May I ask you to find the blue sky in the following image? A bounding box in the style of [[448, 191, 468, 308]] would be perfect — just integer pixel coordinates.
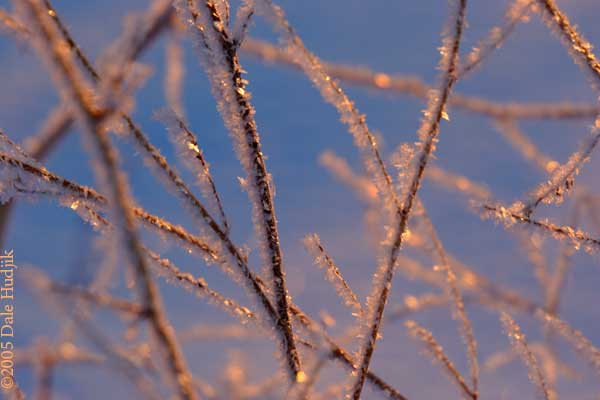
[[1, 0, 600, 398]]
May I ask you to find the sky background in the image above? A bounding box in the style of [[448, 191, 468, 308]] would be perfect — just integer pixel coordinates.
[[1, 0, 600, 399]]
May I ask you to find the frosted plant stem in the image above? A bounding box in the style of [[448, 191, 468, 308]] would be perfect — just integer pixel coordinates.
[[1, 142, 545, 399], [7, 173, 253, 324], [5, 0, 408, 390], [158, 111, 231, 234], [518, 230, 549, 289], [385, 293, 518, 323], [536, 310, 600, 377], [41, 0, 99, 80], [43, 0, 173, 82], [0, 7, 29, 39], [290, 304, 408, 400], [540, 201, 581, 380], [516, 130, 600, 216], [231, 0, 254, 48], [534, 0, 600, 89], [146, 250, 257, 322], [428, 160, 600, 250], [295, 353, 329, 400], [240, 38, 600, 121], [481, 203, 600, 251], [0, 151, 212, 259], [249, 3, 428, 391], [0, 148, 538, 384], [17, 1, 198, 398], [246, 12, 468, 397], [350, 1, 468, 397], [318, 150, 379, 204], [415, 204, 479, 397], [23, 107, 73, 161], [501, 312, 550, 400], [24, 267, 163, 400], [0, 152, 255, 326], [405, 320, 477, 399], [16, 342, 106, 368], [303, 234, 362, 318], [0, 149, 538, 397], [544, 202, 580, 315], [157, 258, 409, 399], [0, 0, 172, 247], [250, 0, 415, 393], [178, 0, 301, 380], [458, 0, 534, 78], [372, 254, 541, 319], [14, 1, 284, 352], [0, 151, 408, 399], [254, 0, 407, 212]]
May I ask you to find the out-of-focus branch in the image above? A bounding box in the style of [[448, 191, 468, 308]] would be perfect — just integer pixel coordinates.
[[241, 38, 600, 120]]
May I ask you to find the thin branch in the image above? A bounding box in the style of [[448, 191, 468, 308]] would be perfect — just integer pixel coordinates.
[[0, 150, 215, 259], [303, 233, 362, 318], [147, 250, 256, 322], [493, 118, 558, 173], [0, 120, 406, 400], [351, 1, 468, 397], [50, 283, 147, 316], [480, 203, 600, 252], [290, 304, 408, 400], [537, 310, 600, 377], [0, 151, 409, 398], [459, 0, 534, 78], [534, 0, 600, 90], [157, 111, 231, 234], [501, 312, 550, 400], [425, 164, 491, 201], [18, 1, 197, 398], [405, 320, 477, 399], [4, 2, 282, 356], [23, 267, 163, 400], [177, 0, 301, 380], [0, 0, 172, 247], [544, 198, 582, 315], [41, 0, 99, 80], [231, 1, 254, 48], [414, 206, 479, 397], [240, 38, 600, 120], [516, 130, 600, 216]]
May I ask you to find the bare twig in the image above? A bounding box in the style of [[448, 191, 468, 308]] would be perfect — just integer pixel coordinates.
[[157, 111, 231, 234], [459, 0, 534, 78], [241, 38, 600, 120], [405, 320, 477, 399], [534, 0, 600, 89], [303, 234, 362, 317], [480, 203, 600, 251], [493, 118, 558, 173], [350, 1, 468, 397], [501, 312, 550, 400], [176, 0, 301, 380], [17, 1, 197, 398]]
